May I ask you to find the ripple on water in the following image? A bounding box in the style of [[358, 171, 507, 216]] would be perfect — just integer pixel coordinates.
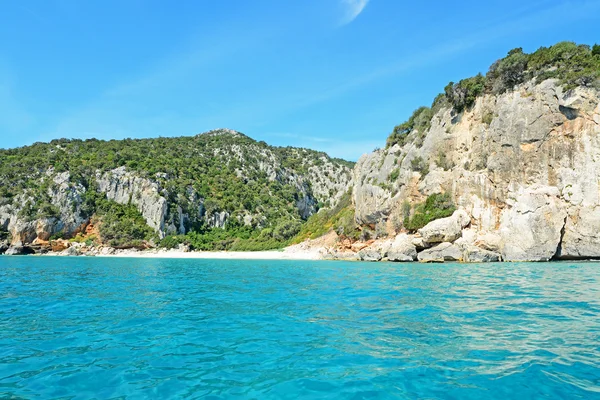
[[1, 258, 600, 399]]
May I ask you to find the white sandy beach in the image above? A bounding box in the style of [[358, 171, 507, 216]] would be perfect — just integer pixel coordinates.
[[96, 248, 324, 260]]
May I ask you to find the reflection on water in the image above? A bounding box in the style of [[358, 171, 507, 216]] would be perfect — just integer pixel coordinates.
[[1, 257, 599, 399]]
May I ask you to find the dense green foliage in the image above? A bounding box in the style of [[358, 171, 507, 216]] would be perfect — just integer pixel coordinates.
[[292, 191, 358, 242], [403, 193, 456, 232], [81, 188, 157, 248], [0, 227, 10, 242], [0, 129, 353, 250], [158, 215, 303, 251], [444, 74, 486, 113], [387, 42, 600, 148], [95, 202, 157, 248], [410, 156, 429, 176], [387, 106, 433, 148]]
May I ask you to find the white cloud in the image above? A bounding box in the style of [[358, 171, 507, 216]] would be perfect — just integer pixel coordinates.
[[339, 0, 369, 26]]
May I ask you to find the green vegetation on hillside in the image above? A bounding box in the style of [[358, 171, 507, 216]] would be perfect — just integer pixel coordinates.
[[292, 191, 358, 242], [387, 42, 600, 148], [403, 193, 455, 232], [158, 220, 301, 252], [0, 130, 353, 249], [82, 188, 157, 248]]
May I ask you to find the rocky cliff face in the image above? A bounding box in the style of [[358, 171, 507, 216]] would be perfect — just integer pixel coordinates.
[[351, 79, 600, 261]]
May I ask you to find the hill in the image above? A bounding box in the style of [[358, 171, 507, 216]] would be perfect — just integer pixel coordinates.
[[0, 129, 353, 252]]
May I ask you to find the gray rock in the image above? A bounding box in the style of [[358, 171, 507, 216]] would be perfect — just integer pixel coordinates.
[[558, 207, 600, 259], [418, 210, 471, 245], [100, 247, 116, 255], [475, 232, 502, 252], [417, 242, 463, 262], [0, 241, 8, 254], [358, 249, 383, 262], [60, 246, 81, 256], [411, 236, 429, 250], [97, 167, 169, 237], [462, 245, 501, 262], [387, 234, 417, 261], [500, 186, 566, 261], [177, 243, 191, 253], [5, 246, 35, 255], [206, 211, 230, 229], [323, 250, 359, 261]]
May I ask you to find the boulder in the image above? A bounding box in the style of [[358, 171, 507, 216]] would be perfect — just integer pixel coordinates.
[[323, 250, 359, 261], [387, 234, 417, 262], [417, 209, 471, 245], [351, 242, 370, 252], [462, 245, 501, 262], [100, 247, 116, 255], [4, 246, 35, 255], [0, 240, 8, 254], [474, 232, 502, 252], [411, 235, 428, 250], [358, 249, 383, 262], [177, 243, 191, 253], [51, 239, 71, 252], [358, 239, 393, 262], [417, 242, 463, 262], [60, 246, 81, 256]]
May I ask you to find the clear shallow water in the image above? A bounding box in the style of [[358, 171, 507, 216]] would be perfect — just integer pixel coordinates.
[[1, 258, 600, 399]]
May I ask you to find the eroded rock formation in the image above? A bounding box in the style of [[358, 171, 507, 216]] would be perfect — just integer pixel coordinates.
[[349, 80, 600, 261]]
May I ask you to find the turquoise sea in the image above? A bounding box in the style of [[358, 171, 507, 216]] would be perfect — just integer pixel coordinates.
[[1, 257, 599, 399]]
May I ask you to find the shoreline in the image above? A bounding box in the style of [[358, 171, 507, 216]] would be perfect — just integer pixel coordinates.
[[41, 248, 325, 260]]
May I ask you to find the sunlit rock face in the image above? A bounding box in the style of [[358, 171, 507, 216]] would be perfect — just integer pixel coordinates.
[[352, 80, 600, 261]]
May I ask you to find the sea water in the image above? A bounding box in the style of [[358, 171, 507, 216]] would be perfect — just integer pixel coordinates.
[[1, 257, 599, 399]]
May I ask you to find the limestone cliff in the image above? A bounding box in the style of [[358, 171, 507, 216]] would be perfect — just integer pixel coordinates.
[[350, 80, 600, 261]]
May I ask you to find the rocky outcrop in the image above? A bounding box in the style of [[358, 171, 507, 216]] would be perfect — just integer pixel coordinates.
[[4, 246, 36, 256], [499, 186, 566, 261], [418, 210, 470, 245], [387, 234, 417, 261], [97, 167, 169, 236], [418, 242, 463, 262], [350, 79, 600, 262], [358, 239, 393, 262], [60, 246, 81, 256], [358, 249, 383, 262], [462, 245, 501, 262]]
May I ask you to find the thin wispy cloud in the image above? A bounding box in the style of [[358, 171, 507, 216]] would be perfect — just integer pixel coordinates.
[[301, 0, 600, 108], [339, 0, 369, 26]]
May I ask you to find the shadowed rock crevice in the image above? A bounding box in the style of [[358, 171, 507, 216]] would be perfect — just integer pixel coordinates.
[[559, 105, 579, 120], [552, 215, 568, 260]]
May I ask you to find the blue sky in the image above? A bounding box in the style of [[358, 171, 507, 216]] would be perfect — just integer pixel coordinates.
[[1, 0, 599, 160]]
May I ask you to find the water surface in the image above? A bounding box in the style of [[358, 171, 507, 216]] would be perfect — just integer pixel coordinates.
[[1, 257, 599, 399]]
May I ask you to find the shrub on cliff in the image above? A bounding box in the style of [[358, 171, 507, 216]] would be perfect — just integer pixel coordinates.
[[410, 156, 429, 176], [403, 193, 455, 232], [527, 42, 600, 89], [291, 191, 359, 242], [487, 47, 529, 93], [444, 74, 486, 112], [385, 41, 600, 149], [386, 106, 433, 148], [96, 202, 157, 248]]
